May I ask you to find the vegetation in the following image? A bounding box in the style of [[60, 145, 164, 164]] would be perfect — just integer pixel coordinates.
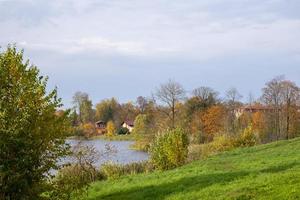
[[2, 45, 300, 199], [99, 161, 154, 180], [0, 46, 71, 199], [86, 138, 300, 200], [149, 128, 189, 170]]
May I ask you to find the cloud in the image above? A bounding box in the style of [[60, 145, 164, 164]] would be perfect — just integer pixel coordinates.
[[1, 0, 300, 106]]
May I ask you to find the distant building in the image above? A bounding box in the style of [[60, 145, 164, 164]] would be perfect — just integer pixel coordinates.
[[235, 104, 276, 118], [95, 120, 106, 134], [121, 120, 134, 132]]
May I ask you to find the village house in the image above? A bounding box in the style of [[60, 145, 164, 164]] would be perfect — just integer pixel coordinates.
[[121, 120, 134, 132], [95, 120, 106, 134], [235, 104, 276, 118]]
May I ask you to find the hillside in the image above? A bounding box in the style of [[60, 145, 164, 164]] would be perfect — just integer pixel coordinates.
[[87, 138, 300, 200]]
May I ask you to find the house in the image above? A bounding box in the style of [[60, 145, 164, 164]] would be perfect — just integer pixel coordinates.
[[235, 104, 276, 118], [121, 120, 134, 132], [95, 120, 106, 134]]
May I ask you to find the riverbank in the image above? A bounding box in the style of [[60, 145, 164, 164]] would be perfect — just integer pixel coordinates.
[[85, 138, 300, 200], [68, 134, 136, 141]]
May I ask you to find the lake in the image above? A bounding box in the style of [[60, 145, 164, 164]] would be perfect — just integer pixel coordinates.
[[65, 139, 149, 167]]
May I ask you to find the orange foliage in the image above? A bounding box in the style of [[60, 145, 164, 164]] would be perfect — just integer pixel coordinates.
[[201, 105, 226, 141], [252, 111, 266, 136]]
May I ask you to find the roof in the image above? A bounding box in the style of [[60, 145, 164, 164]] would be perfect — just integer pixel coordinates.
[[122, 120, 134, 127], [95, 120, 106, 124]]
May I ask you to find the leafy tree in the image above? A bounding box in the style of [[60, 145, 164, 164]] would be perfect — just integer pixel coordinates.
[[200, 105, 226, 142], [106, 121, 116, 136], [95, 98, 119, 123], [0, 46, 70, 199], [132, 114, 148, 136]]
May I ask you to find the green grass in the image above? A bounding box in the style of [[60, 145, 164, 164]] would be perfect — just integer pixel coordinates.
[[87, 138, 300, 200]]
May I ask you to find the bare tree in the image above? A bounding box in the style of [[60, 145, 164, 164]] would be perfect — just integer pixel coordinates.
[[226, 87, 243, 104], [136, 96, 148, 113], [192, 86, 219, 106], [281, 80, 300, 139], [262, 76, 284, 140], [155, 80, 186, 128], [225, 87, 243, 133]]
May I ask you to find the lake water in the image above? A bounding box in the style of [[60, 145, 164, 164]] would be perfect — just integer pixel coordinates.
[[65, 139, 149, 167]]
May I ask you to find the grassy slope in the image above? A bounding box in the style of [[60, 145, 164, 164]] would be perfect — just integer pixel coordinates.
[[87, 138, 300, 200]]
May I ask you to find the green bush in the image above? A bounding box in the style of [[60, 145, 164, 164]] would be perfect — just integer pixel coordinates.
[[149, 128, 189, 170], [235, 125, 259, 147], [47, 164, 97, 200], [117, 127, 130, 135], [99, 161, 153, 180]]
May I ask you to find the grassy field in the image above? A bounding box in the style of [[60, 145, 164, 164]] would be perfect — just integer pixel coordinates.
[[86, 138, 300, 200]]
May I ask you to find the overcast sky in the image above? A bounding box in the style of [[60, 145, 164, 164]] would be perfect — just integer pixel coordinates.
[[1, 0, 300, 107]]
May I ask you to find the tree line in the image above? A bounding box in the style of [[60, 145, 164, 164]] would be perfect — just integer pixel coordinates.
[[71, 77, 300, 148]]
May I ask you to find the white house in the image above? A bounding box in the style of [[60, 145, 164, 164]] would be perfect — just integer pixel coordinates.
[[121, 120, 134, 132]]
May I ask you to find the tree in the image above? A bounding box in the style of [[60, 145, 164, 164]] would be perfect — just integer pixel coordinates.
[[0, 46, 70, 199], [106, 121, 116, 136], [200, 105, 226, 142], [262, 76, 284, 140], [72, 92, 94, 124], [192, 86, 219, 107], [95, 98, 119, 123], [136, 96, 148, 113], [252, 111, 267, 140], [225, 87, 243, 133], [132, 114, 148, 136], [155, 80, 185, 128], [281, 80, 300, 139]]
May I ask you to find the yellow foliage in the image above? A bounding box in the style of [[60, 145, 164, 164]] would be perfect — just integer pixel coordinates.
[[82, 123, 95, 137], [106, 121, 116, 136]]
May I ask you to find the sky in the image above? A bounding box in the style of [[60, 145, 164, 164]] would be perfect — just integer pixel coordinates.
[[1, 0, 300, 108]]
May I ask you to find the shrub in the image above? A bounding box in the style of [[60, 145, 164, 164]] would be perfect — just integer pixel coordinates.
[[209, 134, 236, 152], [48, 164, 97, 200], [106, 121, 116, 136], [149, 128, 189, 170], [117, 127, 130, 135], [99, 161, 153, 180], [188, 134, 236, 161], [236, 125, 259, 147]]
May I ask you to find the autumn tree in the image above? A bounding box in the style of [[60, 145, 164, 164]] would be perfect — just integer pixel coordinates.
[[0, 46, 70, 199], [262, 76, 284, 140], [72, 91, 94, 124], [155, 80, 185, 128], [132, 114, 148, 136], [95, 98, 120, 123], [252, 111, 267, 141], [119, 102, 138, 124], [201, 105, 226, 142], [281, 80, 300, 139]]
